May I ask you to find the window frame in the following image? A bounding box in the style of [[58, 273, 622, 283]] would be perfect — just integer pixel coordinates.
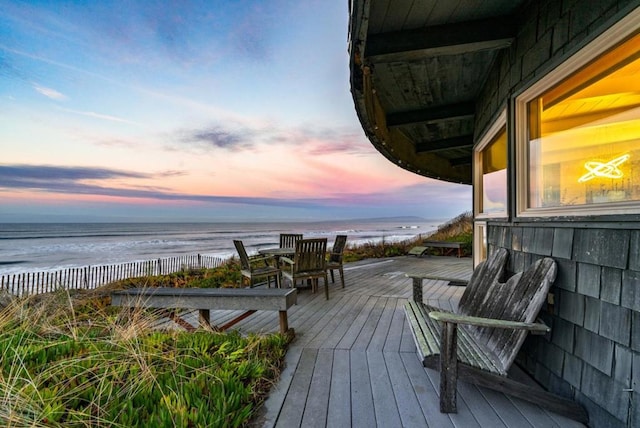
[[473, 221, 487, 267], [515, 9, 640, 218], [474, 110, 508, 219]]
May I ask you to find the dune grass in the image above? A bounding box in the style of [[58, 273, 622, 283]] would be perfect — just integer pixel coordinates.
[[0, 288, 289, 427], [343, 211, 473, 261]]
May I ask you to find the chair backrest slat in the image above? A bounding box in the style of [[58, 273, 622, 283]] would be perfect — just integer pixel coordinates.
[[329, 235, 347, 263], [233, 240, 251, 270], [293, 238, 327, 274], [486, 258, 556, 370], [280, 233, 303, 249], [458, 247, 508, 316]]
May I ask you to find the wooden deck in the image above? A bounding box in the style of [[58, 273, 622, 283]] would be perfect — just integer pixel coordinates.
[[186, 256, 586, 428]]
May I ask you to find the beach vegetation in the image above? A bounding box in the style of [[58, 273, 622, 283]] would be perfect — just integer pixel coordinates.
[[343, 211, 473, 261], [0, 288, 289, 427]]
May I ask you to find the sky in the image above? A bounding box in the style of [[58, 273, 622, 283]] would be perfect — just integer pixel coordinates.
[[0, 0, 471, 222]]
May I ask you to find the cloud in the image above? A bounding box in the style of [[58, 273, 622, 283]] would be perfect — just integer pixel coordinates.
[[0, 163, 460, 213], [58, 107, 137, 125], [183, 126, 253, 150], [176, 121, 372, 156], [33, 83, 66, 100], [0, 164, 148, 183], [0, 163, 322, 209], [157, 170, 187, 178]]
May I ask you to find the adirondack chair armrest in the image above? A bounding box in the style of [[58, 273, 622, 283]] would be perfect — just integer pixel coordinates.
[[405, 274, 469, 301], [428, 311, 550, 334], [531, 317, 550, 335]]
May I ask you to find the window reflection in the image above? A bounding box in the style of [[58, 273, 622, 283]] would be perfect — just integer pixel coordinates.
[[481, 128, 507, 215]]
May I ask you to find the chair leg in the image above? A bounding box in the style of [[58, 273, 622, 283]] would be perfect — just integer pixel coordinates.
[[440, 322, 458, 413], [330, 269, 335, 283], [339, 267, 345, 288], [324, 274, 329, 300]]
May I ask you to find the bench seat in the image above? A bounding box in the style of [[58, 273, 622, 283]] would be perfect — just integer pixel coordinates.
[[111, 287, 297, 334], [409, 241, 464, 257], [405, 300, 506, 375]]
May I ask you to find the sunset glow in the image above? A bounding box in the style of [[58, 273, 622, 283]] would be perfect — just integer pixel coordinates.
[[0, 0, 470, 222]]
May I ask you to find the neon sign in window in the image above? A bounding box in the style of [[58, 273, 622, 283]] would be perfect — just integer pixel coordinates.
[[526, 32, 640, 208]]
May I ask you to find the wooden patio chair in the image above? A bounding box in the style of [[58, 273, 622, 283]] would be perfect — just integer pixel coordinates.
[[405, 248, 588, 422], [326, 235, 347, 288], [279, 233, 303, 249], [280, 238, 329, 300], [233, 240, 280, 288]]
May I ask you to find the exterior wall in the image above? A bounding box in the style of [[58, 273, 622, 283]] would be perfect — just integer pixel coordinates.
[[487, 225, 639, 427], [475, 0, 640, 426]]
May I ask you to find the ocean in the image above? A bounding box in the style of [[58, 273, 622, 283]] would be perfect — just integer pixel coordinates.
[[0, 219, 440, 275]]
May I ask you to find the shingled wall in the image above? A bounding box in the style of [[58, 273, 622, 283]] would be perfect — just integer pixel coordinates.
[[475, 1, 640, 426], [487, 226, 638, 427]]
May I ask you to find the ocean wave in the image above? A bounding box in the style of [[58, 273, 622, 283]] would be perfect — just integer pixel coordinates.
[[0, 220, 430, 274]]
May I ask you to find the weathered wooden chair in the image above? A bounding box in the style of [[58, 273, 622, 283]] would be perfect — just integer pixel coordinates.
[[279, 233, 303, 249], [405, 248, 588, 423], [326, 235, 347, 288], [233, 240, 280, 288], [280, 238, 329, 300]]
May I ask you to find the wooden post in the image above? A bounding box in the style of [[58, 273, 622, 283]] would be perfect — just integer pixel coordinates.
[[440, 321, 458, 413], [198, 309, 211, 328], [412, 277, 423, 302], [279, 311, 289, 334]]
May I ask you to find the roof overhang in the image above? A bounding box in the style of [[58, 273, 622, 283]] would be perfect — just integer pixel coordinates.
[[348, 0, 525, 184]]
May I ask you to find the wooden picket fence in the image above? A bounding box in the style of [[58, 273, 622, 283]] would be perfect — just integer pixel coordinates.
[[0, 254, 224, 296]]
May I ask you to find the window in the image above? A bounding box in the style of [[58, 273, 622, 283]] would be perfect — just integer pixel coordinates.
[[474, 112, 506, 265], [517, 17, 640, 216], [474, 112, 507, 218]]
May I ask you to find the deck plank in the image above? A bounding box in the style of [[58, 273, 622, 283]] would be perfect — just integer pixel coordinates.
[[327, 349, 351, 427], [384, 352, 429, 427], [400, 351, 456, 428], [383, 298, 408, 353], [367, 297, 398, 352], [300, 348, 333, 428], [333, 296, 379, 350], [476, 388, 535, 428], [456, 381, 508, 428], [308, 295, 367, 349], [368, 351, 403, 427], [352, 297, 388, 350], [350, 350, 377, 428], [274, 347, 317, 428]]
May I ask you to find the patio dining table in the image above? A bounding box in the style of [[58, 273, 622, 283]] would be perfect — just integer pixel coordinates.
[[258, 247, 295, 258]]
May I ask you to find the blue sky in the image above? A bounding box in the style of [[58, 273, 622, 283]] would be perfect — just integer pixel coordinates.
[[0, 0, 471, 222]]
